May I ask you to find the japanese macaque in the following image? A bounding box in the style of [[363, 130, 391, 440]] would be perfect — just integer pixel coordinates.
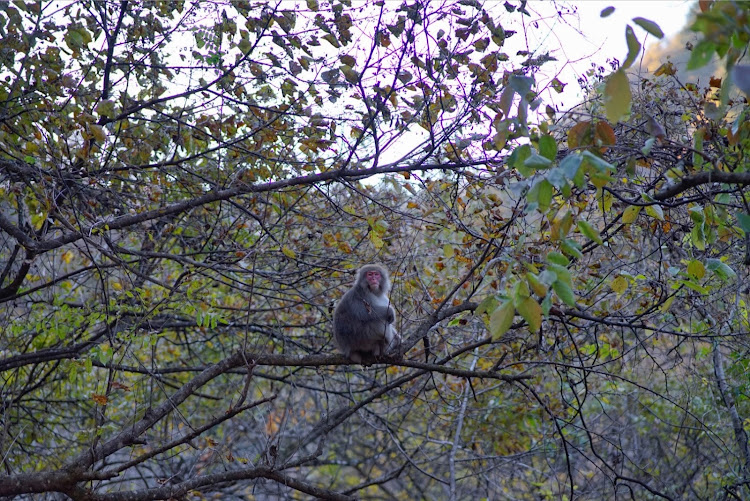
[[333, 264, 400, 364]]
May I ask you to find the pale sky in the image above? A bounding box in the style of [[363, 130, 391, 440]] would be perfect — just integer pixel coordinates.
[[375, 1, 697, 163], [545, 1, 695, 108]]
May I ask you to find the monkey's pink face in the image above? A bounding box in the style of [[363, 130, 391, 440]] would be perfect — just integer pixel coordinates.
[[365, 270, 381, 290]]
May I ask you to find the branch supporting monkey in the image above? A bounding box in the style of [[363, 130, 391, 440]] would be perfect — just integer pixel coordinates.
[[333, 264, 401, 365]]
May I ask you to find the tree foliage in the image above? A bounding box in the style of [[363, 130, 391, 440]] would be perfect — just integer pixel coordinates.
[[1, 1, 750, 500]]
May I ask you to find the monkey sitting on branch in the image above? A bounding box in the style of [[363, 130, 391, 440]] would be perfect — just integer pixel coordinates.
[[333, 264, 401, 365]]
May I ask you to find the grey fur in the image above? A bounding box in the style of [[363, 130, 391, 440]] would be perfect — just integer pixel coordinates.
[[333, 264, 400, 364]]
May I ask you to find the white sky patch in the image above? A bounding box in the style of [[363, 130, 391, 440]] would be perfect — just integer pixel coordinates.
[[380, 2, 694, 165], [535, 1, 694, 109]]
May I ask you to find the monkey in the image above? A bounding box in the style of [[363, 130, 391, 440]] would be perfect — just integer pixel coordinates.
[[333, 264, 401, 364]]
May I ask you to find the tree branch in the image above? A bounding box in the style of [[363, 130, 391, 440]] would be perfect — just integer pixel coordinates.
[[653, 171, 750, 201]]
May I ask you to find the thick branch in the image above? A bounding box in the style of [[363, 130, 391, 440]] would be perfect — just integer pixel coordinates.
[[0, 469, 112, 497], [653, 171, 750, 200], [70, 467, 354, 501], [0, 161, 482, 254]]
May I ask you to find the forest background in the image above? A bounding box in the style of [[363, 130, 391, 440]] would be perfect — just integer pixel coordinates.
[[1, 1, 750, 499]]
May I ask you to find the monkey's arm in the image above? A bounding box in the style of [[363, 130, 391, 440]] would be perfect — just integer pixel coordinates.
[[338, 290, 372, 321], [386, 305, 395, 324]]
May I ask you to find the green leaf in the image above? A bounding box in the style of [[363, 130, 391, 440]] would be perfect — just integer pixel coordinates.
[[677, 279, 708, 294], [546, 166, 566, 189], [552, 280, 576, 307], [706, 259, 736, 281], [513, 280, 531, 305], [687, 40, 715, 70], [691, 225, 706, 250], [622, 25, 642, 69], [737, 213, 750, 233], [693, 129, 704, 168], [577, 220, 603, 245], [524, 153, 552, 169], [689, 207, 704, 224], [645, 204, 664, 221], [541, 294, 552, 316], [547, 263, 572, 286], [560, 239, 583, 260], [546, 252, 570, 267], [475, 296, 498, 317], [559, 153, 582, 180], [632, 17, 664, 39], [604, 70, 631, 123], [516, 296, 542, 333], [581, 150, 614, 171], [641, 137, 656, 156], [489, 300, 515, 337], [509, 144, 532, 169], [538, 134, 557, 161], [536, 179, 553, 213], [600, 6, 615, 17]]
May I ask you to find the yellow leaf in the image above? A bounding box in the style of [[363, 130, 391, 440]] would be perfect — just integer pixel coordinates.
[[489, 300, 515, 337], [604, 70, 631, 123], [659, 295, 676, 313], [610, 276, 628, 295], [443, 244, 455, 258], [622, 205, 641, 223], [370, 233, 384, 249], [517, 296, 542, 333], [282, 246, 296, 259], [88, 124, 106, 142], [687, 259, 705, 279], [61, 250, 74, 264], [645, 204, 664, 221], [94, 99, 116, 118], [526, 272, 548, 297]]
